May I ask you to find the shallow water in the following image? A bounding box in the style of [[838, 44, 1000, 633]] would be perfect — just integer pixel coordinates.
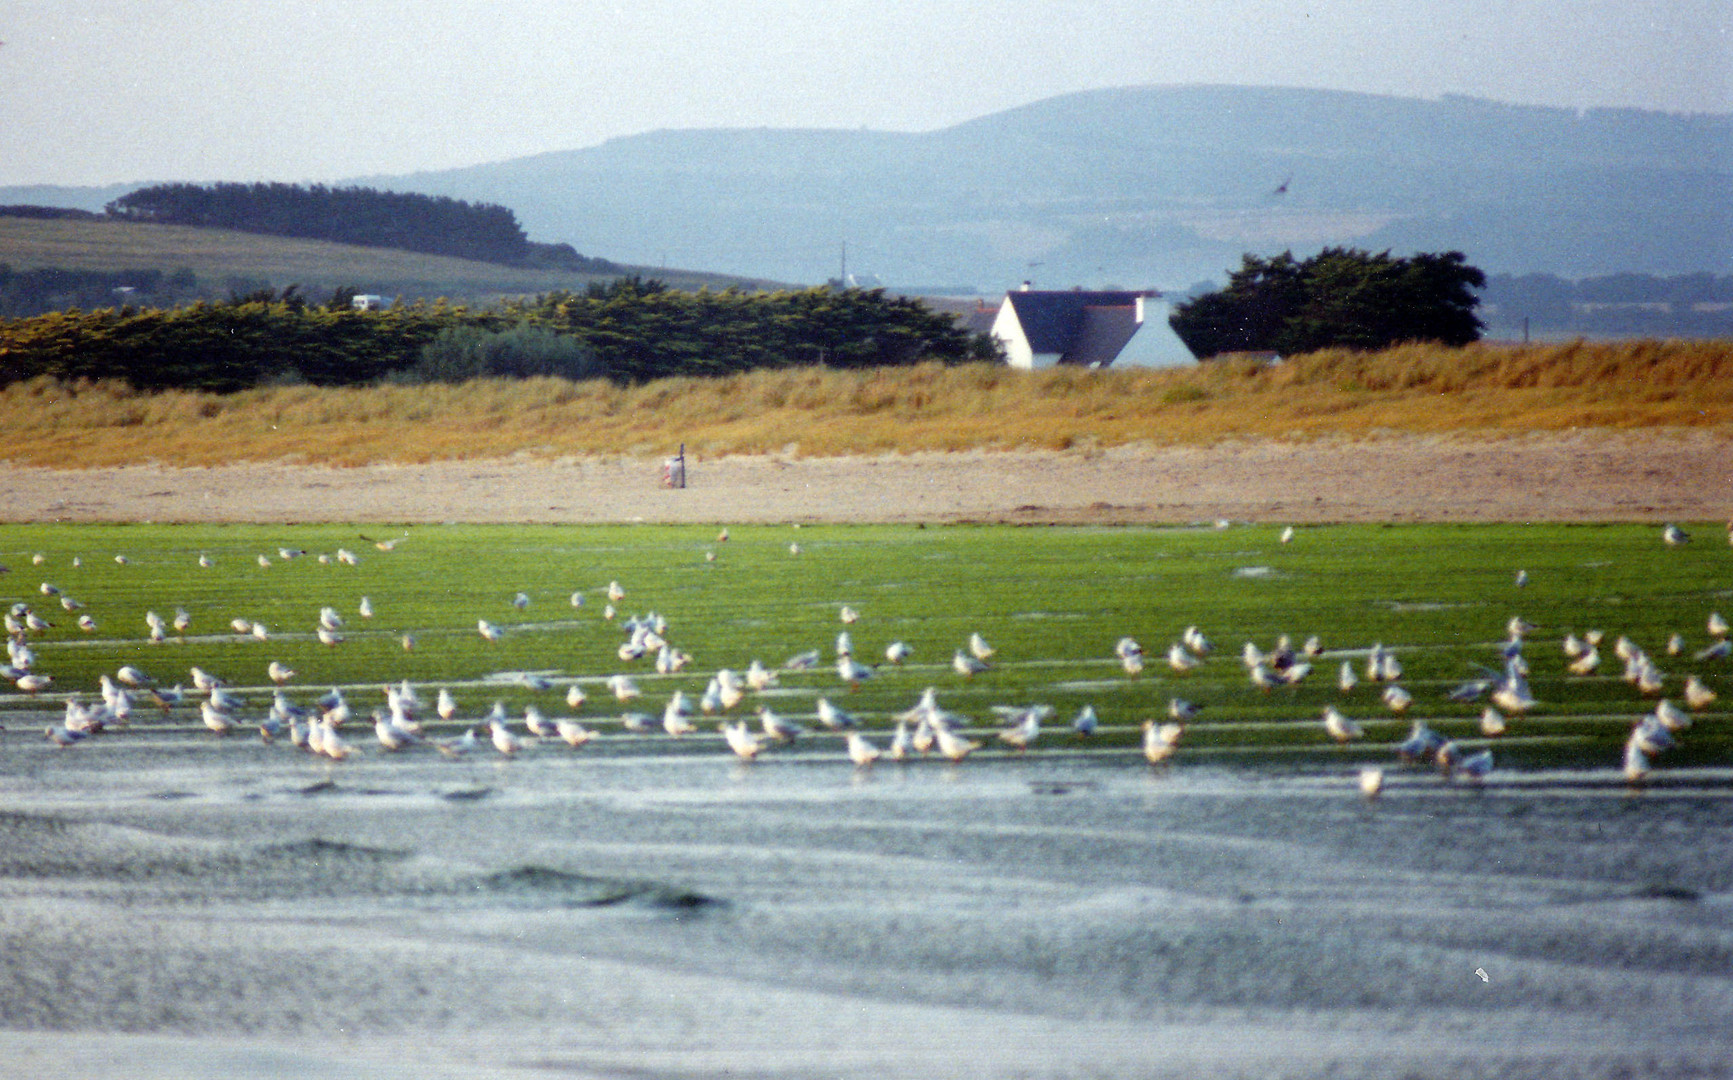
[[3, 732, 1732, 1079]]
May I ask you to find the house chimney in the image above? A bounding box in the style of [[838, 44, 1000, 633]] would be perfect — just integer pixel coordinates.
[[1020, 281, 1032, 291]]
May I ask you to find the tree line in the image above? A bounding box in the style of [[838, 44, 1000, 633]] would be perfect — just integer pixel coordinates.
[[0, 281, 997, 392], [1169, 248, 1486, 358], [103, 183, 615, 271]]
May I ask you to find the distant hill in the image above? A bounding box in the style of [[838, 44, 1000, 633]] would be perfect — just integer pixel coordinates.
[[0, 216, 778, 313], [358, 85, 1733, 291], [7, 85, 1729, 293]]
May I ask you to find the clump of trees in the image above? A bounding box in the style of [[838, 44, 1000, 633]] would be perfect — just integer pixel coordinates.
[[104, 183, 616, 271], [1170, 248, 1485, 358], [0, 282, 997, 392]]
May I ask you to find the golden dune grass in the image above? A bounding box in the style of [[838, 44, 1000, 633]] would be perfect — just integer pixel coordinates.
[[1, 339, 1729, 468]]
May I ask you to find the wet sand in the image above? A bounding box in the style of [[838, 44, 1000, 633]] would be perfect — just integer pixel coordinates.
[[1, 430, 1729, 525], [2, 741, 1730, 1079]]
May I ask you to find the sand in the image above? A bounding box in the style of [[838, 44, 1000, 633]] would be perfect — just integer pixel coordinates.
[[1, 431, 1728, 525]]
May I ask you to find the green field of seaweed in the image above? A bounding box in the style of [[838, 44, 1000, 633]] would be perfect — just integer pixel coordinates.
[[5, 521, 1729, 778]]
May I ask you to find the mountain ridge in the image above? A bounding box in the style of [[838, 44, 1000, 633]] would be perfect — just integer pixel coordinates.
[[7, 84, 1729, 290]]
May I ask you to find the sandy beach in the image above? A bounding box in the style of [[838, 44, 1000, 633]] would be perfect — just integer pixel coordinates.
[[1, 431, 1729, 525]]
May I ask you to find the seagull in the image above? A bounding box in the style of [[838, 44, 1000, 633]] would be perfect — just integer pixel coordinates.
[[834, 631, 853, 658], [1622, 739, 1651, 784], [189, 666, 223, 692], [44, 725, 89, 748], [846, 731, 880, 767], [1454, 749, 1493, 783], [1479, 707, 1508, 737], [838, 654, 876, 687], [1072, 704, 1099, 736], [1567, 647, 1601, 676], [607, 581, 626, 602], [361, 533, 408, 551], [785, 648, 821, 670], [1142, 719, 1182, 764], [884, 641, 912, 665], [1662, 524, 1690, 546], [488, 718, 523, 756], [1338, 661, 1358, 694], [888, 719, 914, 761], [373, 709, 422, 751], [1694, 639, 1732, 662], [555, 719, 594, 748], [524, 705, 560, 739], [1397, 720, 1447, 763], [565, 684, 587, 709], [968, 633, 995, 661], [268, 661, 296, 685], [435, 727, 480, 759], [317, 627, 344, 647], [758, 706, 803, 743], [512, 592, 531, 610], [200, 701, 237, 735], [1168, 644, 1200, 673], [477, 619, 502, 642], [663, 694, 696, 737], [1683, 675, 1717, 710], [953, 650, 989, 678], [336, 548, 360, 565], [1121, 651, 1146, 678], [198, 553, 214, 568], [934, 724, 980, 762], [619, 712, 655, 733], [117, 665, 151, 687], [1358, 766, 1385, 798], [840, 605, 859, 624], [1711, 612, 1731, 638], [319, 606, 344, 631], [1182, 626, 1213, 655], [358, 596, 374, 618], [997, 708, 1042, 751], [1280, 525, 1295, 544], [1322, 705, 1363, 743], [1654, 698, 1692, 733], [607, 674, 641, 702], [815, 697, 859, 730], [722, 719, 763, 760]]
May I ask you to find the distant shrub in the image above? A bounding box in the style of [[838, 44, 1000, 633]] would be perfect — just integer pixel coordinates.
[[409, 324, 596, 384]]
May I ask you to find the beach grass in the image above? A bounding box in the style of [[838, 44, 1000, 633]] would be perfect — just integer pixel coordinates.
[[0, 339, 1729, 468], [3, 521, 1727, 773]]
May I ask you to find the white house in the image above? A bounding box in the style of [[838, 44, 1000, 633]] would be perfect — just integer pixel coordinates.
[[351, 294, 388, 311], [988, 287, 1195, 369]]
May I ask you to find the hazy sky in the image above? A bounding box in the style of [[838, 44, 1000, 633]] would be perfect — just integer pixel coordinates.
[[3, 0, 1729, 187]]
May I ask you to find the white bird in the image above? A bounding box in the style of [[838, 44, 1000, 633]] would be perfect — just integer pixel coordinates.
[[1072, 704, 1100, 736], [1663, 523, 1690, 546], [888, 719, 914, 761], [1567, 646, 1601, 676], [1622, 739, 1651, 783], [1479, 707, 1508, 737], [44, 725, 89, 748], [607, 580, 626, 602], [565, 684, 588, 709], [1167, 643, 1199, 673], [488, 718, 523, 756], [1322, 705, 1362, 743], [934, 724, 980, 762], [555, 719, 594, 748], [663, 693, 696, 737], [1710, 612, 1731, 638], [1667, 633, 1686, 656], [189, 666, 223, 692], [968, 633, 995, 661], [336, 548, 360, 565], [722, 719, 763, 760], [257, 554, 271, 568], [435, 727, 479, 758], [815, 697, 859, 729], [437, 688, 459, 720], [200, 701, 236, 735], [317, 627, 344, 647], [117, 665, 151, 687], [319, 606, 344, 630], [997, 709, 1041, 751], [834, 631, 854, 658], [512, 592, 531, 610], [846, 731, 880, 767], [1514, 569, 1529, 588], [230, 617, 253, 634], [953, 650, 989, 678], [477, 619, 502, 642], [619, 712, 655, 733], [784, 648, 821, 669], [1142, 719, 1182, 764], [837, 654, 875, 687], [373, 709, 422, 751], [1358, 766, 1385, 798], [840, 605, 859, 624], [607, 674, 641, 702], [1684, 675, 1717, 710], [788, 542, 802, 555], [268, 661, 296, 685], [884, 641, 912, 665], [524, 705, 560, 739], [358, 596, 374, 619], [745, 659, 778, 691], [758, 706, 803, 743], [1280, 525, 1295, 544], [1454, 748, 1493, 783], [1695, 639, 1732, 662], [198, 553, 214, 568], [1338, 661, 1358, 694], [1182, 626, 1213, 655], [1654, 698, 1692, 733], [1120, 650, 1146, 678]]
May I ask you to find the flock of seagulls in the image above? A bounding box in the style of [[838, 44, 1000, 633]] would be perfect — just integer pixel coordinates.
[[4, 523, 1730, 794]]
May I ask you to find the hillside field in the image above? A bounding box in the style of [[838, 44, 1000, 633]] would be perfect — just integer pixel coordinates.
[[0, 216, 774, 302]]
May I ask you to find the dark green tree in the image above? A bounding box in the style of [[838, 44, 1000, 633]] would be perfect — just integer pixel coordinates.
[[1170, 248, 1485, 358]]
